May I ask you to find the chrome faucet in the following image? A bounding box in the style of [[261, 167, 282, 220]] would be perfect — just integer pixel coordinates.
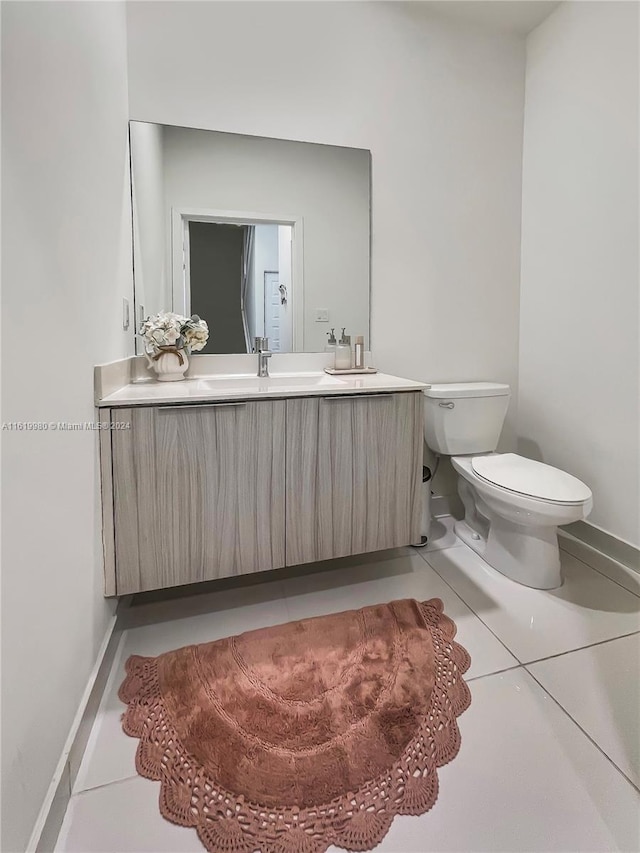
[[254, 337, 272, 378]]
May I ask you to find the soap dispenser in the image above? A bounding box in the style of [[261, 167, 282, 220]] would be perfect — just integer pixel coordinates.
[[325, 328, 337, 354], [335, 328, 352, 370]]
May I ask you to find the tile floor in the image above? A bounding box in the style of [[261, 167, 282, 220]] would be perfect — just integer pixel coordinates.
[[56, 519, 640, 852]]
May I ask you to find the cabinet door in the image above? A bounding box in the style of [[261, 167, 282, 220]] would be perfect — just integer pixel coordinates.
[[111, 401, 285, 594], [286, 392, 423, 565]]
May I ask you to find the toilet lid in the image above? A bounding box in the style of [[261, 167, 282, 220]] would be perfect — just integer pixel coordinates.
[[471, 453, 592, 503]]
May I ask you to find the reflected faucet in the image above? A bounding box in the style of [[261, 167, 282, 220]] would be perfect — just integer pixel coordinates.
[[254, 337, 272, 378]]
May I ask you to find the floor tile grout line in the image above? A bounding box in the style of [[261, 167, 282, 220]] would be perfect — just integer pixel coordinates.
[[559, 542, 640, 599], [416, 546, 640, 682], [417, 542, 640, 670], [465, 663, 524, 682], [523, 667, 640, 796], [69, 662, 639, 791], [74, 773, 141, 797], [522, 629, 640, 668], [413, 546, 525, 665]]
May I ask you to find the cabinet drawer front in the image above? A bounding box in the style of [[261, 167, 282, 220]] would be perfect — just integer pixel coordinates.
[[286, 392, 423, 565], [111, 401, 285, 594]]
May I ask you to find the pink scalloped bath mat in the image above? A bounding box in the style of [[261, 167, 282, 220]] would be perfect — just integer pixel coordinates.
[[119, 598, 471, 853]]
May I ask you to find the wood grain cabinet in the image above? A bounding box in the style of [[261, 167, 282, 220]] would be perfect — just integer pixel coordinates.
[[101, 391, 423, 595], [285, 393, 423, 565], [108, 401, 286, 595]]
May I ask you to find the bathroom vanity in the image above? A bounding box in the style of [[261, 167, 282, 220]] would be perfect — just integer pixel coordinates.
[[93, 119, 421, 596], [97, 368, 427, 596]]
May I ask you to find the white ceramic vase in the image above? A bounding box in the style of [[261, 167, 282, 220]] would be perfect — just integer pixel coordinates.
[[146, 346, 189, 382]]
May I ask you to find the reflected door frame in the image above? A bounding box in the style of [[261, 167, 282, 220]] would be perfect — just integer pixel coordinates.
[[264, 270, 284, 352], [171, 207, 304, 352]]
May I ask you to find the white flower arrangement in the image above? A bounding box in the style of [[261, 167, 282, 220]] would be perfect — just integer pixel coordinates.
[[139, 311, 209, 355]]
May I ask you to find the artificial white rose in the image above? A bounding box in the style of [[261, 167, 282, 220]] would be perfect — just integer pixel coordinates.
[[138, 310, 198, 354], [184, 319, 209, 352]]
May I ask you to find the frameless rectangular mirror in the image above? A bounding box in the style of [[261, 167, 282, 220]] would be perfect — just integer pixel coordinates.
[[129, 121, 371, 355]]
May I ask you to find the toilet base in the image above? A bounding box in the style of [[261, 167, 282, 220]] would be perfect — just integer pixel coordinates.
[[454, 517, 563, 590]]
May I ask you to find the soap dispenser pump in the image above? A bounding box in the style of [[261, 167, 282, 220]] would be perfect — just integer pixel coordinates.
[[335, 328, 352, 370], [325, 328, 337, 353]]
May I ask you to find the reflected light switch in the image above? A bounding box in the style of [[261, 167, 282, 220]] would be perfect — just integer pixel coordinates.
[[314, 309, 329, 322]]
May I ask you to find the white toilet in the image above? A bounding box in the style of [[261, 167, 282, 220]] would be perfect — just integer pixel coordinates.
[[424, 382, 593, 589]]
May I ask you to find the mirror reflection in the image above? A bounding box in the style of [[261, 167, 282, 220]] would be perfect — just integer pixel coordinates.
[[183, 219, 293, 354], [129, 122, 371, 354]]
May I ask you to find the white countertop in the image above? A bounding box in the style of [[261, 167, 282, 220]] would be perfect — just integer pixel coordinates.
[[97, 371, 429, 407]]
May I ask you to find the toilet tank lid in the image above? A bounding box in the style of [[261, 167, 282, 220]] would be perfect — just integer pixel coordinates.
[[424, 382, 510, 399]]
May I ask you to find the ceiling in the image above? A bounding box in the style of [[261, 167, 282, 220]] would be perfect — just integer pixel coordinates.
[[421, 1, 562, 35]]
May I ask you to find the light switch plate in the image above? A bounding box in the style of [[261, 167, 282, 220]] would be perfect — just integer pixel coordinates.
[[314, 309, 329, 323]]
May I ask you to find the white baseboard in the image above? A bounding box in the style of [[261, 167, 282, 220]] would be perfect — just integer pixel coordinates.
[[562, 520, 639, 574], [27, 601, 130, 853]]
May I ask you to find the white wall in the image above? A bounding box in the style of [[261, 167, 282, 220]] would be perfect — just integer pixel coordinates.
[[126, 0, 526, 446], [130, 121, 168, 323], [520, 1, 639, 546], [250, 224, 279, 342], [1, 3, 133, 849], [278, 225, 294, 353], [159, 124, 371, 352]]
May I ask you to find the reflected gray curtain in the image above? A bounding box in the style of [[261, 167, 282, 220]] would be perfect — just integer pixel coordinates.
[[241, 226, 255, 353]]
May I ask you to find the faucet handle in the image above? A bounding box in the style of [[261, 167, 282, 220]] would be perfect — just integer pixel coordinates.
[[254, 336, 269, 352]]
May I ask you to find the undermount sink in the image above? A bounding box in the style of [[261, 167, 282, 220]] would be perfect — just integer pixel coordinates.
[[195, 373, 348, 392]]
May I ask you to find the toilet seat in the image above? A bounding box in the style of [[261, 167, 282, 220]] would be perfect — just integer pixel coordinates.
[[471, 453, 591, 504]]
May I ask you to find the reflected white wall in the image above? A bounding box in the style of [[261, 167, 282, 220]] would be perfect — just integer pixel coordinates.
[[158, 124, 370, 352], [130, 121, 168, 324], [249, 224, 278, 343]]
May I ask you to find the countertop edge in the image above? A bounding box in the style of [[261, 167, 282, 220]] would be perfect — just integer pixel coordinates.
[[96, 374, 429, 408]]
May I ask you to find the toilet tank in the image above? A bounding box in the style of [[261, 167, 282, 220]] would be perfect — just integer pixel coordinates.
[[424, 382, 511, 455]]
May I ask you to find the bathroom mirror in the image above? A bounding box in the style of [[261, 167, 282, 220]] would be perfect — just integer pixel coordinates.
[[130, 121, 371, 355]]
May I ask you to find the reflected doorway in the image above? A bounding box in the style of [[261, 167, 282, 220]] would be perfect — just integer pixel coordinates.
[[175, 213, 295, 354]]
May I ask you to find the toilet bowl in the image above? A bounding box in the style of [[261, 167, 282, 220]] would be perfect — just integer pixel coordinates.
[[451, 453, 592, 589], [423, 383, 593, 589]]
